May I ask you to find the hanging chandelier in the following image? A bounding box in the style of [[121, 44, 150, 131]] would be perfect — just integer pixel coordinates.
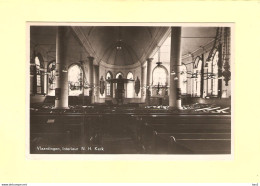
[[206, 27, 231, 86]]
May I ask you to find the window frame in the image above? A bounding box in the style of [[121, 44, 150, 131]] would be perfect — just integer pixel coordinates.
[[68, 63, 84, 96], [192, 57, 203, 97], [151, 64, 168, 97], [126, 71, 134, 98], [34, 56, 44, 95]]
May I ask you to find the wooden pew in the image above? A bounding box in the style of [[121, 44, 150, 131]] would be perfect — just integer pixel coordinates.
[[140, 123, 230, 152], [139, 114, 231, 125], [152, 132, 231, 154], [85, 114, 103, 146], [30, 114, 85, 154], [135, 114, 231, 154]]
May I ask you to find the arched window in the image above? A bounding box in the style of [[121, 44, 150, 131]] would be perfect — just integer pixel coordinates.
[[126, 72, 134, 98], [206, 60, 212, 96], [47, 61, 56, 95], [116, 72, 123, 79], [153, 66, 167, 86], [206, 50, 219, 97], [192, 57, 202, 97], [68, 64, 84, 96], [152, 64, 168, 96], [35, 56, 42, 94], [212, 51, 219, 96], [106, 71, 113, 96], [180, 64, 187, 95]]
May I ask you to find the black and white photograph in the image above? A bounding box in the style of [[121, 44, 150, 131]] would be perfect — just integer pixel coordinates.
[[29, 23, 232, 156]]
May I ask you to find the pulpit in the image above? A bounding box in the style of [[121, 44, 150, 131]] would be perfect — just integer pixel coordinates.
[[106, 75, 133, 105]]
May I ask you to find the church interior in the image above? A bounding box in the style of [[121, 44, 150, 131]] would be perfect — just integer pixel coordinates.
[[29, 25, 232, 154]]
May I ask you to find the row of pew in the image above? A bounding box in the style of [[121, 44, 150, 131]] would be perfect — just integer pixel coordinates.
[[30, 112, 231, 154], [30, 114, 83, 153], [133, 115, 231, 154]]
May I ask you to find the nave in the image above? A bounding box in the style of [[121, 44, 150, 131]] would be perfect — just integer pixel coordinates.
[[29, 25, 232, 155]]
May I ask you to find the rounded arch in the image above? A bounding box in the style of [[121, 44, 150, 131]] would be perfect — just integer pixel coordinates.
[[68, 62, 82, 70], [47, 60, 56, 70], [181, 62, 188, 69], [212, 50, 219, 65], [34, 54, 44, 94], [127, 71, 134, 80], [152, 64, 168, 86], [192, 56, 203, 97], [68, 62, 87, 83], [210, 48, 219, 61], [116, 72, 124, 79], [68, 64, 84, 96], [35, 53, 44, 68], [106, 71, 113, 79], [35, 57, 41, 68], [193, 56, 202, 69], [152, 64, 168, 96], [212, 49, 219, 96]]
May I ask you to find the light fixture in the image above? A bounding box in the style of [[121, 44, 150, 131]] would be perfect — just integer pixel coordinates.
[[153, 49, 168, 91], [155, 47, 162, 66], [116, 39, 122, 50], [156, 61, 162, 66], [208, 73, 215, 79], [170, 64, 184, 76], [190, 72, 198, 79], [171, 71, 176, 75], [205, 27, 231, 85]]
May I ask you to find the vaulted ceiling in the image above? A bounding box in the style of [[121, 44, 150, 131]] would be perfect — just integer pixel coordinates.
[[72, 26, 169, 66], [30, 26, 217, 66]]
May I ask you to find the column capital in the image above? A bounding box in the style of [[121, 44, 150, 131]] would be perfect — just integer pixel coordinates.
[[87, 56, 95, 62], [146, 58, 153, 63]]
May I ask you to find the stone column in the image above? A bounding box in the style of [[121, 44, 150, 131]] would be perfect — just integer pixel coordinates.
[[55, 27, 69, 109], [30, 63, 36, 95], [30, 55, 38, 95], [146, 58, 153, 105], [141, 65, 145, 102], [94, 65, 99, 103], [42, 62, 49, 95], [169, 27, 182, 109], [88, 56, 94, 104], [41, 69, 45, 95], [43, 65, 49, 95], [30, 51, 36, 95], [30, 76, 33, 95]]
